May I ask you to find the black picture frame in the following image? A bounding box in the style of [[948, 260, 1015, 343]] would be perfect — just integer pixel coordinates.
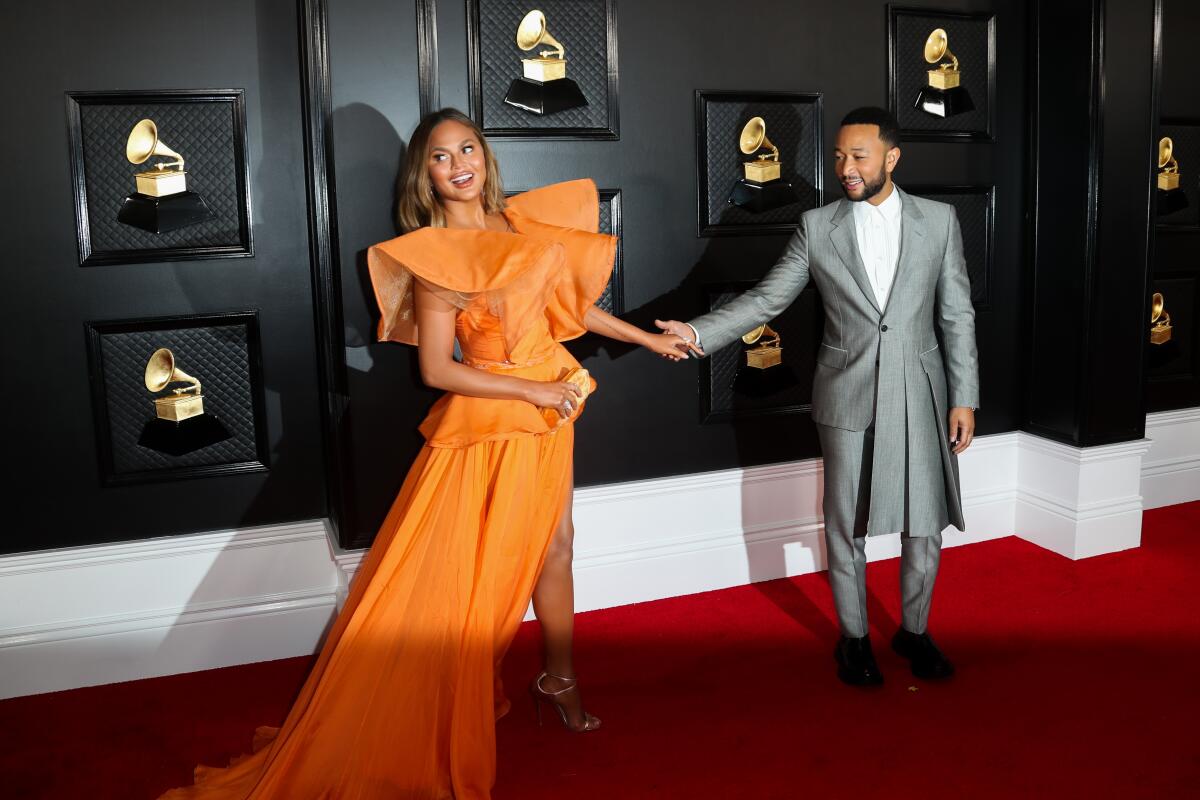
[[1156, 118, 1200, 231], [887, 6, 997, 142], [699, 281, 820, 424], [466, 0, 619, 140], [695, 90, 824, 237], [65, 89, 253, 266], [505, 187, 624, 313], [904, 184, 996, 309], [84, 311, 269, 486]]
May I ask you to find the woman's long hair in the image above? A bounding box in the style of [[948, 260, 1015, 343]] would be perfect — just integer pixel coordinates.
[[396, 108, 506, 233]]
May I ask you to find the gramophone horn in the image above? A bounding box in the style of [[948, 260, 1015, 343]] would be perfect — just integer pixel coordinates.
[[739, 117, 779, 160], [924, 28, 959, 71], [144, 348, 201, 394], [1158, 137, 1175, 170], [742, 325, 767, 345], [125, 119, 185, 170], [515, 9, 565, 59], [1151, 292, 1165, 324]]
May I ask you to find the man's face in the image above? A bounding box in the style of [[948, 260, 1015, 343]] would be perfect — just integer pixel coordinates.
[[833, 124, 899, 202]]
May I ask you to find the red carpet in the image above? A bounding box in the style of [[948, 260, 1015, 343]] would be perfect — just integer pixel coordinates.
[[2, 502, 1198, 799]]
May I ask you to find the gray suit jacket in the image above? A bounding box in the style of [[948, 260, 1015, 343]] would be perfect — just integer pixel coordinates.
[[689, 187, 979, 534], [690, 186, 979, 431]]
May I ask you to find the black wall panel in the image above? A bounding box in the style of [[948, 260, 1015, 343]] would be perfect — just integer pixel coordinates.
[[326, 0, 1029, 546], [0, 1, 327, 553], [1149, 0, 1200, 411]]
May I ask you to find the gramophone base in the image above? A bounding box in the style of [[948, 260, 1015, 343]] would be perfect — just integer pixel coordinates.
[[728, 179, 798, 214], [732, 362, 799, 398], [138, 415, 232, 457], [914, 86, 975, 118], [117, 191, 215, 234], [1157, 188, 1190, 217], [503, 77, 588, 116]]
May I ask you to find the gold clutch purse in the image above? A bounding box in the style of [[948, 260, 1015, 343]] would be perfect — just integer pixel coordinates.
[[542, 367, 591, 428]]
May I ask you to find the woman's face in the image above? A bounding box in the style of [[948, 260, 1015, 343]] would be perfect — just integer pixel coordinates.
[[427, 119, 487, 204]]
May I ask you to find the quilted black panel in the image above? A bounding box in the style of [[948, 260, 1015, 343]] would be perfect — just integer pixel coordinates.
[[474, 0, 612, 130], [76, 98, 247, 252], [1157, 123, 1200, 228], [1146, 275, 1196, 381], [910, 188, 992, 307], [701, 95, 822, 231], [703, 289, 814, 422], [97, 323, 261, 474], [892, 11, 992, 138]]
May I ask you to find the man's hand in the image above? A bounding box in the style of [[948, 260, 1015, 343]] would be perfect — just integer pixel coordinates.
[[948, 407, 975, 454], [654, 320, 705, 358]]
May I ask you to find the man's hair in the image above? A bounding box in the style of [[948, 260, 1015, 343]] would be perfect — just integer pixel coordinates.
[[840, 107, 901, 149]]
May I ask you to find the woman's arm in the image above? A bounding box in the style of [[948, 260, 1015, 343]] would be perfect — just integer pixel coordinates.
[[414, 282, 582, 416], [583, 306, 701, 360]]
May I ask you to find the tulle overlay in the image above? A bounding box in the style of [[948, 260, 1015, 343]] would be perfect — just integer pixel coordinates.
[[160, 180, 614, 799]]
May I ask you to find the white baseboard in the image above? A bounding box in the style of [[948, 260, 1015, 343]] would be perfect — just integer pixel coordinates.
[[1015, 434, 1152, 559], [3, 409, 1197, 699], [1142, 408, 1200, 509], [0, 521, 339, 700]]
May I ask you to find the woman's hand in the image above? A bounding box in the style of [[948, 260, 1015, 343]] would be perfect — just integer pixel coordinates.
[[643, 332, 695, 362], [525, 380, 585, 419]]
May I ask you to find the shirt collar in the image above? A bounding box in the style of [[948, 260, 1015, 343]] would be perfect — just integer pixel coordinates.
[[853, 184, 902, 221]]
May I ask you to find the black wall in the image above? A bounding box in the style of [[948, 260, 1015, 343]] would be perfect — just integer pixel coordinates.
[[326, 0, 1030, 547], [0, 1, 328, 554], [1, 0, 1042, 554], [1148, 0, 1200, 411]]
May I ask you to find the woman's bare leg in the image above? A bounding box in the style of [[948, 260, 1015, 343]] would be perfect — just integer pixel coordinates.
[[531, 476, 599, 729]]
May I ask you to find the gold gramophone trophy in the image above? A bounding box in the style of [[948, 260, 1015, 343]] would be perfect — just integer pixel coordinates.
[[138, 347, 231, 455], [742, 324, 783, 369], [502, 10, 588, 115], [116, 119, 214, 234], [727, 117, 799, 213], [1156, 137, 1190, 216], [914, 28, 974, 118], [1150, 293, 1173, 345], [145, 348, 205, 422]]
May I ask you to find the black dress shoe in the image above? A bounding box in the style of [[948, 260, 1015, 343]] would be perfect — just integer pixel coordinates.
[[834, 635, 884, 686], [891, 628, 955, 680]]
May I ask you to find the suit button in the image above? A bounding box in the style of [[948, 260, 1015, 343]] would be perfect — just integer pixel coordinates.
[[880, 324, 889, 332]]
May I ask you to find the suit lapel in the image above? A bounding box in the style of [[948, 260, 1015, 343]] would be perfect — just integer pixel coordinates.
[[882, 186, 926, 317], [828, 199, 882, 316]]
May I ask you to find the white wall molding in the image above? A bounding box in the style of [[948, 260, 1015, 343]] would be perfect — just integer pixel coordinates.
[[6, 409, 1198, 699], [1015, 433, 1152, 560], [0, 520, 339, 700], [1142, 407, 1200, 509]]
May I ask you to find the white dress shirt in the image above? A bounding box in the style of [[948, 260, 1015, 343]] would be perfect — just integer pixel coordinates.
[[852, 185, 903, 311]]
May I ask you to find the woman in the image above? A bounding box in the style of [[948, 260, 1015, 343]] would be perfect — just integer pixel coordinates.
[[159, 108, 692, 799]]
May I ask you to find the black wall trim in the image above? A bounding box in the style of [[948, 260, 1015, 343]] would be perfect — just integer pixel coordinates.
[[298, 0, 351, 544], [417, 0, 440, 115]]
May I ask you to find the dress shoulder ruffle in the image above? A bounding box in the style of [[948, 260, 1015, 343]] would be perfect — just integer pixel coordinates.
[[366, 179, 616, 349]]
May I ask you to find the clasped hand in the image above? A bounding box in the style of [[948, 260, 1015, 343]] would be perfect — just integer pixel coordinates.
[[650, 320, 704, 360]]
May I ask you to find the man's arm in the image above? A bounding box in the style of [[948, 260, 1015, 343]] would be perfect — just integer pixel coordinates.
[[660, 215, 813, 356], [936, 208, 980, 453]]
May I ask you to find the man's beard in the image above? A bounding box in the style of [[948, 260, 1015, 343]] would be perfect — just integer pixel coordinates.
[[842, 166, 888, 202]]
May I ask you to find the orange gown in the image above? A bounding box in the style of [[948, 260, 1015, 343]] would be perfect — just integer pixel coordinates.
[[158, 180, 617, 800]]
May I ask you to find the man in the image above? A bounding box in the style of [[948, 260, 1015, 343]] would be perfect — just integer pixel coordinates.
[[660, 107, 978, 686]]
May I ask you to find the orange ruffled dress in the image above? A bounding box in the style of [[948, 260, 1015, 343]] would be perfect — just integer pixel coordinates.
[[158, 180, 616, 800]]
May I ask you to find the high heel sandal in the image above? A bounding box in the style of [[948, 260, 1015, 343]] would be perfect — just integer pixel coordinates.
[[528, 671, 601, 732]]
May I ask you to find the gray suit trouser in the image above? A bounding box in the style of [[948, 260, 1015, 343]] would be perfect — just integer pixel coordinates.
[[816, 421, 942, 638]]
